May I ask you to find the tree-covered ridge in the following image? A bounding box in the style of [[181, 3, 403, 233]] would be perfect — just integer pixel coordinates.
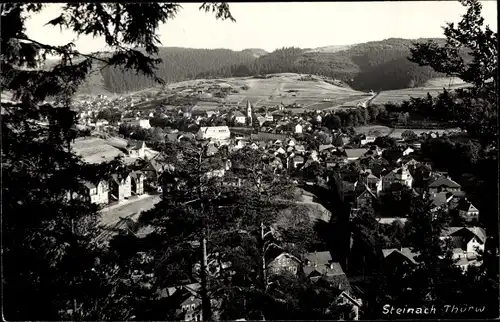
[[198, 38, 469, 91], [76, 38, 470, 94], [100, 47, 260, 93]]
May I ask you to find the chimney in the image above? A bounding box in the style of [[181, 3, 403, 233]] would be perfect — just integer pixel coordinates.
[[330, 263, 335, 270]]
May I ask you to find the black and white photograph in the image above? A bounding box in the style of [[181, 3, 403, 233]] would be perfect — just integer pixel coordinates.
[[1, 1, 498, 320]]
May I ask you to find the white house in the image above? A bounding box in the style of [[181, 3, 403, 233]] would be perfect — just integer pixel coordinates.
[[264, 114, 274, 122], [456, 199, 480, 222], [360, 136, 376, 146], [82, 180, 109, 205], [402, 147, 414, 156], [295, 124, 303, 134], [128, 118, 151, 129], [441, 227, 486, 269], [197, 126, 231, 142], [233, 111, 246, 124]]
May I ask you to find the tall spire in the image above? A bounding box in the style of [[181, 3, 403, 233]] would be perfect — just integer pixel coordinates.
[[246, 100, 253, 126]]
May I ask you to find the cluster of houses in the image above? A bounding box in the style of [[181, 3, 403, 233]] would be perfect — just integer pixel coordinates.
[[69, 90, 486, 320], [69, 170, 146, 206], [382, 226, 486, 271]]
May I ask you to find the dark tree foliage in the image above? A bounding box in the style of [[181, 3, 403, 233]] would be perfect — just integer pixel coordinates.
[[409, 0, 497, 144], [1, 2, 236, 320], [198, 39, 452, 91]]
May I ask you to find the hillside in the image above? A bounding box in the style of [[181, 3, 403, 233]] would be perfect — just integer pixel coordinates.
[[96, 47, 265, 94], [201, 38, 456, 91], [59, 38, 471, 94]]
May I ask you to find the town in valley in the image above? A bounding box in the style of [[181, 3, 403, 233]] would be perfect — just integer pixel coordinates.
[[2, 1, 498, 321]]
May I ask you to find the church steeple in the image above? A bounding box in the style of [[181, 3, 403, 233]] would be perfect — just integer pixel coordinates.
[[246, 100, 253, 125]]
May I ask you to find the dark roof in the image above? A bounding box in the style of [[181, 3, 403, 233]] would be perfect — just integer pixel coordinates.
[[428, 176, 461, 188], [304, 251, 332, 266], [128, 140, 145, 150], [345, 148, 368, 159], [382, 248, 419, 264], [130, 170, 144, 180]]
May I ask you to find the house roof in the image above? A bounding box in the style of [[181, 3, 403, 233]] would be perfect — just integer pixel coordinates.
[[442, 227, 487, 243], [428, 176, 461, 189], [199, 126, 230, 133], [130, 170, 144, 180], [456, 198, 478, 212], [345, 148, 368, 159], [293, 156, 304, 162], [83, 180, 96, 189], [128, 140, 145, 150], [304, 251, 332, 266], [356, 184, 377, 199], [319, 144, 335, 152], [382, 248, 419, 264], [431, 192, 453, 207], [233, 111, 245, 117]]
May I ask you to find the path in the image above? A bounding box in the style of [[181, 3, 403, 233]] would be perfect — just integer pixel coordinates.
[[99, 194, 162, 227]]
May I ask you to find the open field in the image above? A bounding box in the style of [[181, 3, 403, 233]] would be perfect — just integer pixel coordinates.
[[73, 136, 158, 164], [354, 125, 393, 137], [388, 127, 462, 139], [165, 74, 369, 110], [354, 125, 463, 138], [423, 77, 469, 88], [372, 79, 472, 105]]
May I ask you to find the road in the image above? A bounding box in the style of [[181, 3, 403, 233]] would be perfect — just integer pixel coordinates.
[[99, 194, 162, 227]]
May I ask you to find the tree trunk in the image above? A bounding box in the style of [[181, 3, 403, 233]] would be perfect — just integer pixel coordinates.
[[261, 222, 267, 291], [200, 233, 212, 321]]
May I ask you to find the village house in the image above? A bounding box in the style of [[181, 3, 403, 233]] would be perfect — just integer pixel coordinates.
[[130, 171, 145, 196], [80, 179, 109, 205], [441, 227, 486, 270], [427, 175, 462, 194], [360, 135, 376, 146], [303, 252, 351, 291], [353, 184, 378, 210], [232, 111, 246, 124], [402, 146, 414, 156], [357, 171, 382, 196], [267, 252, 301, 276], [382, 248, 419, 271], [196, 126, 231, 142], [382, 165, 413, 191], [455, 198, 480, 222], [127, 140, 146, 158], [127, 118, 151, 129], [295, 123, 303, 134], [109, 173, 132, 202]]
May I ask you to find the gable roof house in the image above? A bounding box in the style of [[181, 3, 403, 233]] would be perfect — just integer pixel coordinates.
[[382, 248, 420, 271], [77, 179, 109, 205], [382, 166, 413, 191], [353, 184, 378, 210], [130, 170, 145, 196], [127, 140, 146, 158], [109, 173, 132, 202], [428, 176, 462, 193], [455, 198, 480, 223], [441, 227, 486, 269], [302, 251, 352, 293]]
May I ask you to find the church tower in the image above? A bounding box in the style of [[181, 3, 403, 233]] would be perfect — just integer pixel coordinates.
[[246, 100, 253, 126]]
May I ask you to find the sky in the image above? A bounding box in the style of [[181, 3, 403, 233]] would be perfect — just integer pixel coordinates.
[[25, 1, 498, 54]]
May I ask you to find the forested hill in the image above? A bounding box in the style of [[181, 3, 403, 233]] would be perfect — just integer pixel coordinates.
[[79, 38, 467, 94], [96, 47, 266, 94], [196, 38, 458, 91]]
